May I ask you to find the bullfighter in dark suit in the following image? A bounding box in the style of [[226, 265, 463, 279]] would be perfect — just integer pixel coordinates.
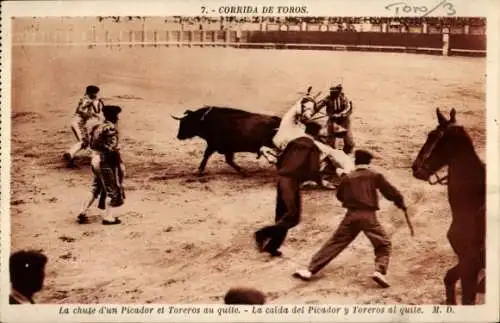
[[254, 123, 324, 257]]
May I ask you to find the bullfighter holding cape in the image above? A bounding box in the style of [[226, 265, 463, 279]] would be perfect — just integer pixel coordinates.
[[77, 105, 125, 225]]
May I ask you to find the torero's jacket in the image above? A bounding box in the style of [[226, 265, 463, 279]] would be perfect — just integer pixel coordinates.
[[75, 95, 103, 121], [336, 165, 404, 211], [89, 121, 119, 154], [277, 137, 321, 183]]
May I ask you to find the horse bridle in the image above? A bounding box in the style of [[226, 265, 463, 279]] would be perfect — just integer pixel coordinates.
[[428, 172, 448, 185], [300, 92, 330, 122], [298, 96, 317, 121], [421, 127, 449, 186]]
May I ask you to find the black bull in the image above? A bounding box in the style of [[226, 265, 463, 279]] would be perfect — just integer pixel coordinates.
[[172, 106, 282, 175]]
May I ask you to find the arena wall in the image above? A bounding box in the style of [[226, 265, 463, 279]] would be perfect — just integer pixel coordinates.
[[12, 17, 487, 57]]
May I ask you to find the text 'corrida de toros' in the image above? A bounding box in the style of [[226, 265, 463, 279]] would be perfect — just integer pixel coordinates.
[[218, 6, 308, 14]]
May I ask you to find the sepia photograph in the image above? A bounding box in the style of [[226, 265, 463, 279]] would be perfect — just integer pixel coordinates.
[[1, 1, 498, 322]]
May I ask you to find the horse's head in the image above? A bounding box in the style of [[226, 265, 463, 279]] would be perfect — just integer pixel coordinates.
[[412, 108, 467, 182], [300, 95, 317, 114]]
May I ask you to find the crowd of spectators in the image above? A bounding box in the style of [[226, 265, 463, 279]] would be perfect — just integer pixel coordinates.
[[96, 16, 486, 28], [92, 16, 485, 34]]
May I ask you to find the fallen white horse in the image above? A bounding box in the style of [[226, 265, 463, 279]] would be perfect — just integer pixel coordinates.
[[260, 87, 354, 187]]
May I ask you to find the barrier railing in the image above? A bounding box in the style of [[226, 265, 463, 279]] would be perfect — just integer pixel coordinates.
[[12, 29, 486, 57]]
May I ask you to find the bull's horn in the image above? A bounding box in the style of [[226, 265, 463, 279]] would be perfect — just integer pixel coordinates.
[[170, 113, 186, 120]]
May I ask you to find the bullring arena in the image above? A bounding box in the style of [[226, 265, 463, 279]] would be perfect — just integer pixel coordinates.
[[10, 17, 485, 304]]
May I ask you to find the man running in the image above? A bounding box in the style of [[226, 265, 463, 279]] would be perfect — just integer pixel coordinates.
[[293, 149, 406, 288]]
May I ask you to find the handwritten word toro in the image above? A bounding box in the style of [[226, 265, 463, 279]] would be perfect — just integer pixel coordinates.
[[385, 0, 456, 16]]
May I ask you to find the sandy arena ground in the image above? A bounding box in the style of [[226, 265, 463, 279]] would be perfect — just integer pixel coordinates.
[[10, 45, 485, 304]]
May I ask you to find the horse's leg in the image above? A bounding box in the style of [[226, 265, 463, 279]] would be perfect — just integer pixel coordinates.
[[460, 257, 481, 305], [478, 246, 486, 293], [198, 146, 215, 175], [444, 264, 460, 305], [225, 152, 246, 175], [477, 268, 485, 294]]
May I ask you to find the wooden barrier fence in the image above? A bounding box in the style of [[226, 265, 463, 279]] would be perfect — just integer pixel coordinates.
[[12, 29, 486, 57]]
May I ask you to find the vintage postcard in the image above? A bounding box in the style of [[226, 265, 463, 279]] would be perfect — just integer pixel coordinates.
[[1, 0, 499, 322]]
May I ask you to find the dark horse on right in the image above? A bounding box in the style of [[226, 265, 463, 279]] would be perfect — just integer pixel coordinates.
[[412, 108, 485, 305]]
